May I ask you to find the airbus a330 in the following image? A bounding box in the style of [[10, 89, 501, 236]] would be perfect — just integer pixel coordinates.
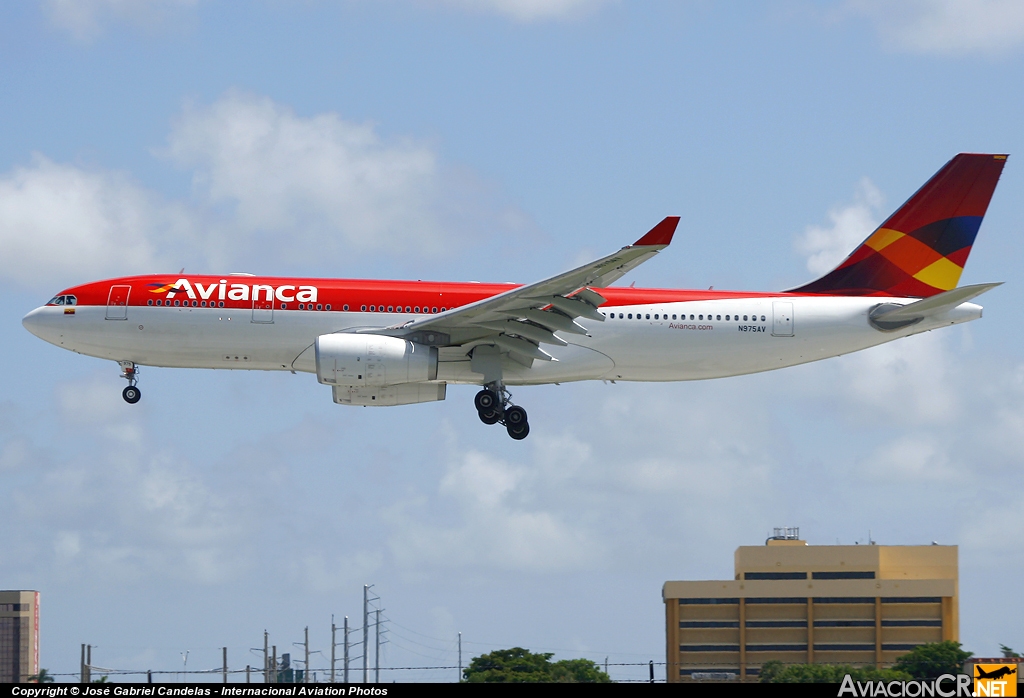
[[23, 153, 1007, 439]]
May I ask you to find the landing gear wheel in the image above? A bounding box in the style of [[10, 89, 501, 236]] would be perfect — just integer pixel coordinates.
[[474, 389, 499, 412], [122, 386, 141, 404], [505, 405, 528, 427], [478, 409, 501, 425], [507, 421, 530, 440]]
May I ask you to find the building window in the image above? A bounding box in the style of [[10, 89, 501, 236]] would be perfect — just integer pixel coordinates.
[[881, 620, 942, 627], [812, 571, 875, 580], [678, 598, 740, 605], [813, 620, 874, 628], [881, 597, 942, 604], [679, 621, 740, 628], [679, 645, 741, 653], [746, 644, 808, 652], [813, 597, 876, 604], [744, 572, 807, 580]]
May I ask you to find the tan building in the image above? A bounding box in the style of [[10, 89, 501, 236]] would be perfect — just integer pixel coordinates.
[[663, 531, 957, 682], [0, 591, 39, 683]]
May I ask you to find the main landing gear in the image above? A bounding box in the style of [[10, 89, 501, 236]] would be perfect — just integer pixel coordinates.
[[119, 361, 141, 404], [475, 386, 530, 440]]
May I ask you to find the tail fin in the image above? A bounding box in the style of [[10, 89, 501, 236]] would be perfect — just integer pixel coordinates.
[[790, 153, 1007, 297]]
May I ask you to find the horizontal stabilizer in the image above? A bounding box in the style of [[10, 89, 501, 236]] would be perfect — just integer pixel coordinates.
[[870, 282, 1001, 327]]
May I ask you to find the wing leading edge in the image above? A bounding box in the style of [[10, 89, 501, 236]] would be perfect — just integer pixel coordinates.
[[368, 216, 679, 365]]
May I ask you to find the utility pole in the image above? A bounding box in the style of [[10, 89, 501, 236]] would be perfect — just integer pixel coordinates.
[[246, 665, 251, 683], [374, 609, 381, 683], [304, 626, 310, 684], [362, 585, 370, 683], [271, 645, 277, 683], [86, 645, 92, 683], [331, 617, 336, 684], [263, 631, 269, 683], [222, 647, 228, 684], [458, 632, 462, 682], [343, 616, 350, 683]]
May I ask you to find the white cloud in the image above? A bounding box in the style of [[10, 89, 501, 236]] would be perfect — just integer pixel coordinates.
[[828, 331, 960, 426], [844, 0, 1024, 54], [428, 0, 610, 22], [386, 450, 604, 572], [795, 177, 883, 277], [0, 154, 192, 288], [0, 91, 526, 287], [43, 0, 198, 42], [163, 91, 493, 263]]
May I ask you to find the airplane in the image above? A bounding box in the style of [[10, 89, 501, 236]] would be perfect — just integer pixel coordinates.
[[23, 153, 1007, 440]]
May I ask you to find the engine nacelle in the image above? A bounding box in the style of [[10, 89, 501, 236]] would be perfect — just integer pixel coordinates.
[[315, 333, 438, 387]]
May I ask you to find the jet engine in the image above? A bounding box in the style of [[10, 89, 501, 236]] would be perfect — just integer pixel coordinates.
[[315, 333, 438, 387]]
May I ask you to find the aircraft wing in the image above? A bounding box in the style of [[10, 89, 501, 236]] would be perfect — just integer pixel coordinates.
[[372, 216, 679, 363]]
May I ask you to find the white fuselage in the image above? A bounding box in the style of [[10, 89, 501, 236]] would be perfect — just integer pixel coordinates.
[[21, 295, 981, 386]]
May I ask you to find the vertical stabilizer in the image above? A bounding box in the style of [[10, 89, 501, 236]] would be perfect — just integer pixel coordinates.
[[790, 154, 1007, 297]]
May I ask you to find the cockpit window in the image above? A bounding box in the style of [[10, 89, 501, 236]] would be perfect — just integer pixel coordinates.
[[46, 295, 77, 306]]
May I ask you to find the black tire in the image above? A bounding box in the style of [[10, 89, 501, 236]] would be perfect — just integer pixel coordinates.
[[507, 421, 530, 440], [122, 386, 141, 404], [474, 389, 499, 412], [478, 409, 501, 425], [505, 405, 528, 427]]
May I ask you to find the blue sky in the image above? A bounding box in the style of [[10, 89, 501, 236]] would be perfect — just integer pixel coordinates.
[[2, 0, 1023, 682]]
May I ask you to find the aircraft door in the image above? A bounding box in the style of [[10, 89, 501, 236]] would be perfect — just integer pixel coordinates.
[[105, 285, 131, 320], [252, 289, 274, 324], [772, 301, 794, 337]]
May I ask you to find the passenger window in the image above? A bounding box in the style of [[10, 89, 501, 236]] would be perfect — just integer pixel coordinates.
[[441, 307, 446, 312], [432, 307, 438, 313], [361, 305, 367, 311], [628, 313, 633, 319], [699, 315, 703, 320], [645, 314, 650, 320], [761, 315, 766, 321], [716, 315, 721, 320], [619, 313, 623, 319], [219, 301, 225, 308], [388, 306, 394, 312], [672, 314, 677, 320]]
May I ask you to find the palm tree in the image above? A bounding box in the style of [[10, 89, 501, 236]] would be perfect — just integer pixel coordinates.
[[28, 668, 54, 683]]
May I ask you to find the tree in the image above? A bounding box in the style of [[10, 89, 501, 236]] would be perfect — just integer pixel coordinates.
[[463, 648, 612, 683], [759, 661, 910, 683], [1001, 645, 1021, 658], [893, 641, 972, 679], [27, 669, 54, 683]]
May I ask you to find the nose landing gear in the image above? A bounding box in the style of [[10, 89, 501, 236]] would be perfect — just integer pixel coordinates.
[[474, 386, 530, 440], [119, 361, 141, 404]]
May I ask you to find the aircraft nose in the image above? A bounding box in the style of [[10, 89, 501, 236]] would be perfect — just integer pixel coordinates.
[[22, 306, 51, 340]]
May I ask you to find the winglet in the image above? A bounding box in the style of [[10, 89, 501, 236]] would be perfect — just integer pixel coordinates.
[[632, 216, 680, 247]]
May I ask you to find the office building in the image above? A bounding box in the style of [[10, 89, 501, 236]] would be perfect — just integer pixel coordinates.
[[663, 530, 957, 682], [0, 591, 39, 683]]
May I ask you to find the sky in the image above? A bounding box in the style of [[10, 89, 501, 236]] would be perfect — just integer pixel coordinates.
[[1, 0, 1023, 683]]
